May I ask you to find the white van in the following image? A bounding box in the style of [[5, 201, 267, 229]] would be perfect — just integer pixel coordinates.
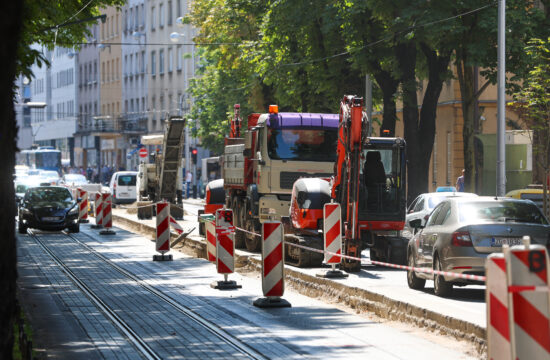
[[109, 171, 138, 206]]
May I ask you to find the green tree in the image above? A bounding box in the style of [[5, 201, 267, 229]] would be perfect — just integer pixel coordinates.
[[2, 1, 124, 357], [511, 37, 550, 217]]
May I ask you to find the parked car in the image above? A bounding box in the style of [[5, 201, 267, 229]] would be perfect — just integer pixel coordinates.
[[402, 191, 478, 238], [109, 171, 138, 206], [406, 196, 550, 297], [18, 186, 80, 234], [506, 186, 549, 215]]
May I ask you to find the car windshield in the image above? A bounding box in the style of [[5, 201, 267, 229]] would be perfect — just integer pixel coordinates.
[[25, 187, 73, 206], [459, 201, 548, 224], [118, 175, 136, 186], [267, 128, 338, 162]]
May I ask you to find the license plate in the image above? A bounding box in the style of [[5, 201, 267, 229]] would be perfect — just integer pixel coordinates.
[[119, 192, 129, 196], [491, 237, 523, 247], [42, 216, 61, 221]]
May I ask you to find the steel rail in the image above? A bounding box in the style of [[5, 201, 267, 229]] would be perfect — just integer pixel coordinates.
[[28, 229, 162, 360], [67, 230, 266, 360]]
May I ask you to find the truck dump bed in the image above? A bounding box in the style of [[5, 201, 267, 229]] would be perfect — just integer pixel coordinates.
[[159, 118, 186, 201]]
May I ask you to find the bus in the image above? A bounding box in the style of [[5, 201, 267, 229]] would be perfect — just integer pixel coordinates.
[[16, 147, 62, 174]]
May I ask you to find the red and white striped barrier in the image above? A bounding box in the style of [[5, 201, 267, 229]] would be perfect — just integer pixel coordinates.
[[206, 221, 216, 262], [99, 193, 115, 235], [254, 221, 290, 308], [77, 188, 88, 223], [93, 192, 103, 228], [486, 253, 511, 360], [169, 215, 184, 235], [506, 243, 550, 359], [323, 203, 342, 264], [211, 209, 240, 289], [153, 201, 172, 261]]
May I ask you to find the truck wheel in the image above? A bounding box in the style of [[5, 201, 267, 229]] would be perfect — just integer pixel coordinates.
[[197, 209, 205, 236]]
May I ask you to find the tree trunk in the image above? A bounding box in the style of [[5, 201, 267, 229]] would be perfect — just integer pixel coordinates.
[[0, 2, 23, 358], [396, 42, 421, 204], [456, 61, 476, 193], [373, 68, 399, 136]]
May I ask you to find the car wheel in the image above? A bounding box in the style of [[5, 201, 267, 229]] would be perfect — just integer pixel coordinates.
[[434, 255, 452, 297], [18, 221, 28, 234], [69, 223, 80, 233], [407, 251, 426, 290]]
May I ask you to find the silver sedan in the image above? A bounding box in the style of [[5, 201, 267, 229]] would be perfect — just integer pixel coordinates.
[[406, 196, 550, 297]]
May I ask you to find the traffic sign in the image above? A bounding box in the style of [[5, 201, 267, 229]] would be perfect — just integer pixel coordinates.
[[139, 148, 147, 158]]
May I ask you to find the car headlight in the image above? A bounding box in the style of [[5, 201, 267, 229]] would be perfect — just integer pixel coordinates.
[[68, 206, 79, 215], [21, 208, 32, 215]]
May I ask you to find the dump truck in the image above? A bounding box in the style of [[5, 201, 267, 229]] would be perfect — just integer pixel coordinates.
[[222, 104, 339, 252]]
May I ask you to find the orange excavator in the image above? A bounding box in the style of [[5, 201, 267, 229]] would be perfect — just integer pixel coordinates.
[[286, 95, 407, 271]]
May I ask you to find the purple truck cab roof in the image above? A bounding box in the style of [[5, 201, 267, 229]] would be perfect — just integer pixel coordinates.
[[267, 112, 339, 129]]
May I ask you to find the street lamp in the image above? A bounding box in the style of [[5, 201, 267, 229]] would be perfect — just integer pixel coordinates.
[[97, 43, 111, 52], [176, 17, 185, 28], [169, 32, 184, 43], [132, 31, 146, 45]]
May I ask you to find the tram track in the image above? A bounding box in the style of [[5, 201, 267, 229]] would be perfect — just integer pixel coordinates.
[[28, 229, 266, 360]]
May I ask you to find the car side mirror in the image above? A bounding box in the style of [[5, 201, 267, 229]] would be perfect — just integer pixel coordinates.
[[410, 218, 423, 230], [424, 214, 430, 222]]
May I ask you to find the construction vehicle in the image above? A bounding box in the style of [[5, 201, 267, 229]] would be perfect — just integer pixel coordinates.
[[222, 104, 339, 251], [286, 95, 407, 270], [136, 116, 186, 220]]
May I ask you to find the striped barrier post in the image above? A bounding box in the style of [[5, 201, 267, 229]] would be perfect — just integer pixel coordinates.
[[206, 221, 216, 262], [91, 192, 103, 229], [317, 203, 348, 279], [211, 209, 241, 289], [99, 193, 116, 235], [505, 237, 550, 359], [169, 215, 184, 235], [77, 188, 89, 223], [153, 201, 173, 261], [486, 253, 511, 360], [254, 221, 290, 308]]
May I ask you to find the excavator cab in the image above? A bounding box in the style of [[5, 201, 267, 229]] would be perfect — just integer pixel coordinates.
[[359, 137, 406, 227]]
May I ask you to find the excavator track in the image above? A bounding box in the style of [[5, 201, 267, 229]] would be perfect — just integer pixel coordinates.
[[284, 233, 324, 268]]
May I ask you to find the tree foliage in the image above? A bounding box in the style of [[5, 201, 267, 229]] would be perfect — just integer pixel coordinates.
[[511, 37, 550, 216]]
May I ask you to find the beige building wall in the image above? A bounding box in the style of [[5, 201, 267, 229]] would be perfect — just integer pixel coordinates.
[[99, 6, 123, 167], [373, 68, 520, 193]]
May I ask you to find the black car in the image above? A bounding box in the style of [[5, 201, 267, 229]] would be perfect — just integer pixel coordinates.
[[18, 186, 80, 234]]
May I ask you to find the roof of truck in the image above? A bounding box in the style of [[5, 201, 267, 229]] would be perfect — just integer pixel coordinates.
[[264, 112, 339, 129]]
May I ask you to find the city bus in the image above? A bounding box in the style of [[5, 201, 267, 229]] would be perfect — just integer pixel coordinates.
[[16, 147, 62, 174]]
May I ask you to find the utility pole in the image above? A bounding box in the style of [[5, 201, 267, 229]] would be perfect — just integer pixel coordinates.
[[365, 75, 373, 136], [496, 0, 506, 196]]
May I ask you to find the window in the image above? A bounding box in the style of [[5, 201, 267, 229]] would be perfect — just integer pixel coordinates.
[[124, 9, 128, 31], [129, 8, 133, 30], [141, 4, 145, 26], [151, 51, 156, 75], [177, 0, 181, 16], [168, 48, 173, 72], [125, 100, 128, 113], [168, 1, 173, 25], [129, 54, 133, 75], [116, 14, 119, 35], [426, 204, 443, 227], [151, 6, 155, 30], [94, 61, 97, 82], [159, 3, 164, 27], [141, 51, 145, 73], [177, 46, 182, 70], [124, 55, 128, 76], [116, 58, 119, 80], [159, 49, 165, 74]]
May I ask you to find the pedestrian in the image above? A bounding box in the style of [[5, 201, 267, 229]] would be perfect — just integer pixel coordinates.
[[185, 170, 193, 199], [456, 169, 465, 192]]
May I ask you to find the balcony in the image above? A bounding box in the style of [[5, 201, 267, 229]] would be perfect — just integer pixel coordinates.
[[75, 115, 148, 135]]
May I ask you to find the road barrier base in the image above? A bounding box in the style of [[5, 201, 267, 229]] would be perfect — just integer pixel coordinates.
[[153, 254, 173, 261], [79, 219, 89, 224], [316, 269, 349, 279], [253, 297, 291, 308], [210, 280, 242, 290], [91, 224, 102, 229], [99, 229, 116, 235]]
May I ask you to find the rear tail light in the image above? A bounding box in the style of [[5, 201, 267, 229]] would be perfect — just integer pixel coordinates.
[[452, 231, 472, 247], [206, 187, 211, 204]]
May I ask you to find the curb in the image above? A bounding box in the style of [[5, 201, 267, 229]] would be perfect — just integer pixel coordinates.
[[113, 214, 486, 356]]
